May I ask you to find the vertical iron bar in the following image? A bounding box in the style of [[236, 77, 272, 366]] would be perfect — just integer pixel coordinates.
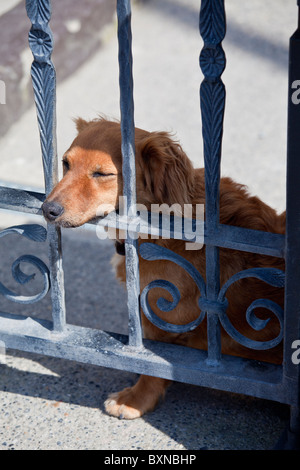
[[199, 0, 226, 364], [117, 0, 143, 348], [26, 0, 66, 332], [283, 0, 300, 440]]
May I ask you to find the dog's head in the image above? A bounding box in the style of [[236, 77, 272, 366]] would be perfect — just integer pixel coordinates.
[[42, 117, 195, 228]]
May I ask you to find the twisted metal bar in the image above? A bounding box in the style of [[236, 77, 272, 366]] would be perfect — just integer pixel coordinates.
[[218, 268, 285, 350], [26, 0, 56, 194], [0, 225, 50, 304], [117, 0, 142, 348], [26, 0, 66, 331], [199, 0, 226, 224]]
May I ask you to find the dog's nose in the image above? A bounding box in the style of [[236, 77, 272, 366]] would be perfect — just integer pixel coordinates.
[[42, 201, 64, 222]]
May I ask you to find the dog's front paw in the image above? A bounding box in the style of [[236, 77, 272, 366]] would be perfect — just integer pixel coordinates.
[[104, 375, 171, 419], [104, 388, 143, 420]]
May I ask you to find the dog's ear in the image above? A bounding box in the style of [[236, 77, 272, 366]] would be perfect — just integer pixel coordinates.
[[73, 115, 110, 134], [74, 117, 91, 134], [137, 132, 195, 207]]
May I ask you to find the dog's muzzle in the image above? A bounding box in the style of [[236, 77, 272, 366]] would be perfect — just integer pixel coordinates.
[[42, 200, 64, 222]]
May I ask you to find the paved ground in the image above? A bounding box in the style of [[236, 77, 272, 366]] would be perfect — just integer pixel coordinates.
[[0, 0, 296, 451]]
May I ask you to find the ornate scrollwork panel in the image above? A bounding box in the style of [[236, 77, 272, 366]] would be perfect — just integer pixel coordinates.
[[139, 243, 206, 334], [139, 243, 285, 349]]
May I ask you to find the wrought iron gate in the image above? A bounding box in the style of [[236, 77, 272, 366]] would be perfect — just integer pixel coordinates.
[[0, 0, 299, 449]]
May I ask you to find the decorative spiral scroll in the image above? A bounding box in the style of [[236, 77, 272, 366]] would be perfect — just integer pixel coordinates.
[[0, 225, 50, 304], [140, 243, 206, 293], [0, 224, 47, 243], [139, 243, 206, 334], [26, 0, 56, 194], [217, 268, 285, 350], [139, 243, 285, 349]]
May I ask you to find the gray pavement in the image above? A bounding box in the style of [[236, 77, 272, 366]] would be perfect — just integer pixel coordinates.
[[0, 0, 295, 450]]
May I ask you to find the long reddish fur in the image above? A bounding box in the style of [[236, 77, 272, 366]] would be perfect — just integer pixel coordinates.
[[44, 118, 285, 418]]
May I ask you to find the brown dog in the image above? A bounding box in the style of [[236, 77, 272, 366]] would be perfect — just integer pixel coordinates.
[[42, 117, 285, 419]]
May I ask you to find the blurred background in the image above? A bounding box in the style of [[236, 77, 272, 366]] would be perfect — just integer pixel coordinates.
[[0, 0, 296, 450], [0, 0, 294, 224]]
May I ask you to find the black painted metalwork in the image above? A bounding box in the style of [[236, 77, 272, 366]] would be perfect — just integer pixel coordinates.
[[26, 0, 66, 332], [117, 0, 142, 348], [280, 0, 300, 448], [0, 225, 50, 304], [0, 0, 299, 449], [199, 0, 226, 364], [140, 243, 206, 334]]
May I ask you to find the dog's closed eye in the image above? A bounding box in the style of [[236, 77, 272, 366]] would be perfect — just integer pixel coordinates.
[[63, 159, 70, 172], [92, 171, 116, 178]]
